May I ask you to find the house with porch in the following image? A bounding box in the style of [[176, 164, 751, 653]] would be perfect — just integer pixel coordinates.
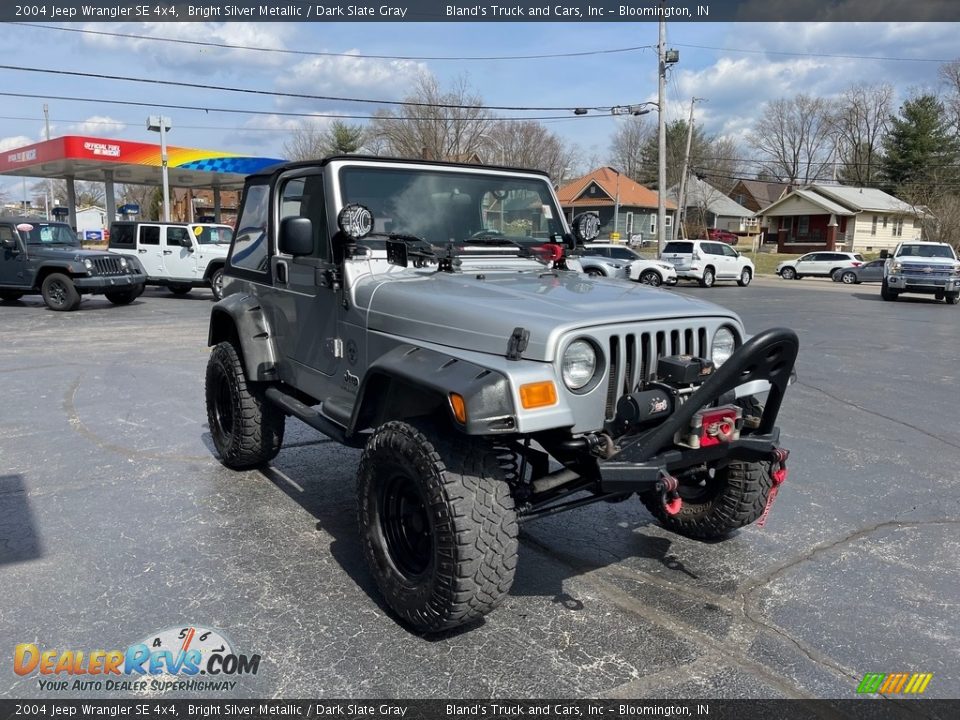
[[756, 184, 924, 253], [556, 167, 676, 243], [727, 179, 790, 240], [667, 174, 756, 239]]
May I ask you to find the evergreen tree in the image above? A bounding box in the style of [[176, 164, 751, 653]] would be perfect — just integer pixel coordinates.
[[881, 94, 959, 201]]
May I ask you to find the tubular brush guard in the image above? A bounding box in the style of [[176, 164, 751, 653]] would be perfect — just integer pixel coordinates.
[[598, 327, 799, 492]]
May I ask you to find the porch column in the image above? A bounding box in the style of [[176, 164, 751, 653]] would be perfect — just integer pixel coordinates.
[[777, 228, 788, 253], [213, 187, 222, 223], [826, 214, 837, 251], [103, 170, 117, 225], [65, 176, 77, 231]]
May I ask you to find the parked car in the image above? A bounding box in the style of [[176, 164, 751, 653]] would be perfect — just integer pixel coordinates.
[[205, 155, 799, 633], [108, 221, 232, 299], [0, 216, 146, 311], [777, 251, 864, 280], [831, 259, 885, 284], [706, 228, 739, 245], [580, 243, 678, 286], [660, 239, 754, 287], [881, 240, 960, 304]]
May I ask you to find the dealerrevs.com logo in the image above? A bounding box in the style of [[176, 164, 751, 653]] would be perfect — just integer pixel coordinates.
[[14, 626, 260, 692]]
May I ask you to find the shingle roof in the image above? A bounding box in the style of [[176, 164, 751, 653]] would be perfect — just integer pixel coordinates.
[[556, 167, 676, 210], [669, 175, 753, 217], [809, 185, 917, 213], [735, 179, 789, 207]]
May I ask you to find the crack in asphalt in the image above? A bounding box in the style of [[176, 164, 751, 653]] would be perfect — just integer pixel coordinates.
[[797, 380, 960, 451], [63, 375, 213, 464]]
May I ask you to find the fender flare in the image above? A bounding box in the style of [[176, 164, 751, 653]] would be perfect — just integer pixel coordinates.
[[350, 345, 517, 435], [208, 293, 279, 381]]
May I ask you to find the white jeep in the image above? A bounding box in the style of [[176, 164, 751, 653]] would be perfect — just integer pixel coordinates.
[[108, 221, 232, 300]]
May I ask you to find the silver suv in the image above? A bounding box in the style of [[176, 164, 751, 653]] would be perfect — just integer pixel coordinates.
[[205, 157, 798, 633]]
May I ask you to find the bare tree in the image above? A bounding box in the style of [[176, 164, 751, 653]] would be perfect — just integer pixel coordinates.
[[831, 83, 893, 185], [116, 184, 162, 220], [369, 73, 493, 161], [283, 119, 367, 161], [34, 179, 105, 208], [747, 94, 835, 184], [609, 116, 654, 181], [481, 120, 578, 184], [940, 59, 960, 133]]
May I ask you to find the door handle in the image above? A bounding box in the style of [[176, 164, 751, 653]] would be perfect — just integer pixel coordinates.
[[276, 260, 288, 284], [138, 249, 147, 253], [163, 250, 173, 255]]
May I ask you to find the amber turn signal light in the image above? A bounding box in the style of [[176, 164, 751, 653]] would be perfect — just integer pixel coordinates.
[[449, 393, 467, 424], [519, 381, 558, 409]]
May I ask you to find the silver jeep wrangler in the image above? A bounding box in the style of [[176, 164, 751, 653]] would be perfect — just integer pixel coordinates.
[[205, 157, 798, 633]]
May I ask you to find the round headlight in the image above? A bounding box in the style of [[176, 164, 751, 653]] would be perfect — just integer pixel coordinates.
[[711, 327, 737, 367], [562, 340, 597, 390], [119, 256, 128, 269], [83, 258, 93, 270]]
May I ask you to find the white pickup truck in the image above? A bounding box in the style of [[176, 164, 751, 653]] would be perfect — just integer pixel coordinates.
[[881, 241, 960, 304]]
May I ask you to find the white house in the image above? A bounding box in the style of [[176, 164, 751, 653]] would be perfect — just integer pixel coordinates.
[[75, 206, 108, 242]]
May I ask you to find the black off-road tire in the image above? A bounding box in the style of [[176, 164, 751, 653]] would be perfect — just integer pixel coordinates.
[[640, 461, 773, 540], [105, 288, 139, 305], [209, 268, 225, 300], [638, 269, 662, 286], [205, 341, 285, 469], [169, 285, 192, 296], [699, 266, 716, 288], [41, 273, 81, 311], [0, 291, 24, 302], [357, 421, 518, 633], [881, 279, 898, 301], [737, 268, 752, 287], [946, 292, 960, 305]]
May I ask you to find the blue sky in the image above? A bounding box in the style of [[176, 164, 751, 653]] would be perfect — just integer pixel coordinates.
[[1, 20, 959, 200]]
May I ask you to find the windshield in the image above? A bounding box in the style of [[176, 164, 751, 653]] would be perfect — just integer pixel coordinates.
[[896, 244, 956, 259], [338, 165, 565, 248], [190, 224, 234, 245], [17, 222, 79, 246]]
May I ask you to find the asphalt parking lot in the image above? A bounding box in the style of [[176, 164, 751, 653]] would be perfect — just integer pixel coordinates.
[[1, 277, 958, 700]]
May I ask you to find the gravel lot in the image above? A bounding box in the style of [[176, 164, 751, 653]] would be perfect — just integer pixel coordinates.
[[1, 277, 957, 700]]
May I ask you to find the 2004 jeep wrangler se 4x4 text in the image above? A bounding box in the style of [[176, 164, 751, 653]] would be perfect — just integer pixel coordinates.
[[205, 156, 799, 633]]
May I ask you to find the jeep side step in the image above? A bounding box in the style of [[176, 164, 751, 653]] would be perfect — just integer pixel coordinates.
[[264, 387, 361, 447]]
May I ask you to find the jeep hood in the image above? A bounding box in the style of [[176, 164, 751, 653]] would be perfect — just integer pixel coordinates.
[[29, 246, 112, 260], [360, 271, 738, 361]]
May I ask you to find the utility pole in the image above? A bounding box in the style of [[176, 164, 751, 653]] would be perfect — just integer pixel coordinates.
[[613, 169, 621, 238], [675, 97, 704, 241], [656, 12, 667, 257], [43, 104, 52, 219]]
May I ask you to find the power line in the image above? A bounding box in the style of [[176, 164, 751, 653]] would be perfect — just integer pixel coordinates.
[[10, 22, 655, 62], [674, 42, 952, 64], [0, 91, 612, 123], [0, 63, 635, 113]]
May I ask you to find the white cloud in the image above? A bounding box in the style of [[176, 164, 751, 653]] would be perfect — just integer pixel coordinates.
[[278, 52, 428, 99], [69, 116, 128, 136], [0, 136, 35, 152]]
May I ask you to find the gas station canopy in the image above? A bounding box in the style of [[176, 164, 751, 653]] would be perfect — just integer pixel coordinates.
[[0, 135, 284, 190]]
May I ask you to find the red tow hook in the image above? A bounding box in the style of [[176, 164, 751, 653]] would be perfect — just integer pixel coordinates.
[[657, 471, 683, 516], [757, 448, 790, 528]]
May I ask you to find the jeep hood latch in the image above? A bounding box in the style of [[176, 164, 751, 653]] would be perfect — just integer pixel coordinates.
[[506, 327, 530, 361]]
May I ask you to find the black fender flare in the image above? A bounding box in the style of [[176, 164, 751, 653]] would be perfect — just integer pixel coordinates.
[[207, 293, 279, 381], [350, 345, 516, 435]]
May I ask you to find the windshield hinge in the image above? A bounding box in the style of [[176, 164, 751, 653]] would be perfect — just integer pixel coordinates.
[[506, 327, 530, 361]]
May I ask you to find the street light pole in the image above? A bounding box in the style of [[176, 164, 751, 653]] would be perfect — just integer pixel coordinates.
[[657, 14, 667, 257], [147, 115, 172, 222]]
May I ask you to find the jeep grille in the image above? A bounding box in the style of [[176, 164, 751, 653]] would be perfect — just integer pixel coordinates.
[[92, 256, 124, 275], [604, 326, 708, 420]]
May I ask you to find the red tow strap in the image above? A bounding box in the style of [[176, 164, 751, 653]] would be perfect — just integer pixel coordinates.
[[757, 448, 789, 528]]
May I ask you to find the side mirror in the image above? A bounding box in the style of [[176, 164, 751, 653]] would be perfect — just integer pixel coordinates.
[[179, 236, 194, 250], [879, 249, 889, 259], [570, 212, 601, 244], [1, 238, 17, 250], [279, 217, 314, 256]]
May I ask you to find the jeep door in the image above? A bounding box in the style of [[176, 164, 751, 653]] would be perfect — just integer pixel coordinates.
[[267, 171, 341, 397], [136, 225, 163, 277], [163, 226, 199, 280], [0, 223, 28, 288]]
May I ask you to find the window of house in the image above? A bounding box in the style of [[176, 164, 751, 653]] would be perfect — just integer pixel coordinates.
[[797, 216, 809, 235], [625, 212, 633, 236], [650, 215, 657, 234], [871, 215, 877, 235], [664, 215, 672, 227], [894, 217, 904, 237], [882, 216, 888, 228]]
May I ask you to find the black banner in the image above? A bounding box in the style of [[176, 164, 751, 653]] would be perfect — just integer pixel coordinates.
[[1, 1, 959, 23], [1, 700, 960, 720]]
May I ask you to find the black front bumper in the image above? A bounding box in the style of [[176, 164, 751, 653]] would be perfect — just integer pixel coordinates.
[[597, 327, 799, 492], [73, 273, 146, 293]]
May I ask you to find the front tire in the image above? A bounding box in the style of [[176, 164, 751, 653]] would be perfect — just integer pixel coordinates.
[[357, 421, 518, 633], [205, 342, 285, 469], [640, 461, 773, 540], [638, 269, 662, 286], [699, 266, 716, 288], [105, 288, 139, 305], [737, 268, 752, 287], [41, 273, 80, 311], [946, 292, 959, 305], [881, 279, 898, 301], [780, 267, 796, 280], [585, 268, 604, 277], [840, 271, 857, 284]]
